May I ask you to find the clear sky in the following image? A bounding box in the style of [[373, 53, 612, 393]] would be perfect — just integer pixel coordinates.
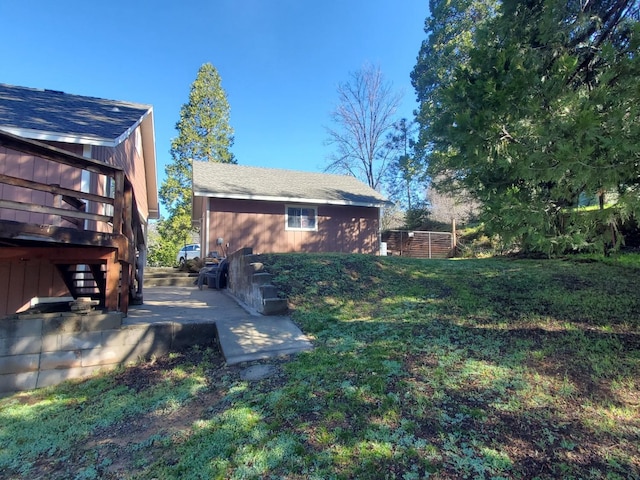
[[0, 0, 429, 211]]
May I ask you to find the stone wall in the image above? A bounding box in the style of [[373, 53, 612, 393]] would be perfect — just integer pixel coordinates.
[[0, 310, 217, 394]]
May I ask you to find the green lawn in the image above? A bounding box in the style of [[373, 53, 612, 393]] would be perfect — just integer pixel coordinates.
[[1, 254, 639, 479]]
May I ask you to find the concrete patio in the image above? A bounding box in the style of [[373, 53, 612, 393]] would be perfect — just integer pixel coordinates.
[[125, 286, 313, 365]]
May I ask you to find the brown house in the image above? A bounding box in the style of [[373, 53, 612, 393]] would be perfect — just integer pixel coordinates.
[[192, 162, 388, 256], [0, 84, 158, 317]]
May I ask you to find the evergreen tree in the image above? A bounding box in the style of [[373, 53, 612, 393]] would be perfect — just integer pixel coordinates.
[[413, 0, 640, 254], [384, 118, 425, 211], [411, 0, 498, 167], [158, 63, 236, 262]]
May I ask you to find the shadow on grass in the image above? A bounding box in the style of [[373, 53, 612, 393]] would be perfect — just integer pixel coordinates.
[[257, 253, 640, 478]]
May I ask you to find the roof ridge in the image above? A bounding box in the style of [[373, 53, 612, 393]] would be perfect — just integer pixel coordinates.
[[195, 160, 367, 180], [0, 83, 152, 110]]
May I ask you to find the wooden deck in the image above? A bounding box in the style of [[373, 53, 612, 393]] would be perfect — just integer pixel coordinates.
[[0, 130, 145, 316]]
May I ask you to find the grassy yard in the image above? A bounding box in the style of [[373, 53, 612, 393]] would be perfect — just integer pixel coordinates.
[[1, 254, 639, 479]]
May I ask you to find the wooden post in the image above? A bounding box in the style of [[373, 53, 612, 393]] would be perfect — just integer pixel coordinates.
[[104, 251, 119, 311], [119, 261, 130, 315], [452, 218, 457, 249], [112, 171, 125, 235], [123, 183, 134, 240]]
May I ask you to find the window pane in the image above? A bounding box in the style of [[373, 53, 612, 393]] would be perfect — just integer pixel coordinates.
[[301, 208, 316, 228], [287, 208, 301, 228], [287, 206, 316, 230]]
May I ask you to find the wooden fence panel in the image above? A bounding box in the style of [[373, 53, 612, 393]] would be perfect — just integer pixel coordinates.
[[382, 230, 453, 259]]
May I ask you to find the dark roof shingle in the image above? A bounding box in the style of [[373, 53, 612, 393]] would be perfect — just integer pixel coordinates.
[[193, 162, 388, 207], [0, 83, 151, 143]]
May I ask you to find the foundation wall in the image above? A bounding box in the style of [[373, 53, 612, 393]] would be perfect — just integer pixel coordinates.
[[0, 311, 217, 393]]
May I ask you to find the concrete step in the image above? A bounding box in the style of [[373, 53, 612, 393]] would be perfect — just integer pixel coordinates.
[[145, 268, 197, 278], [145, 276, 198, 287], [262, 297, 288, 315], [259, 284, 279, 298], [252, 272, 273, 285], [144, 268, 198, 287]]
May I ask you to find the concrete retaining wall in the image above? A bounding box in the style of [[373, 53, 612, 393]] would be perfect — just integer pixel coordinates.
[[227, 248, 288, 315], [0, 311, 217, 393]]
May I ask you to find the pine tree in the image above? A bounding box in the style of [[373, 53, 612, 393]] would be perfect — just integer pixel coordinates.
[[157, 63, 236, 263]]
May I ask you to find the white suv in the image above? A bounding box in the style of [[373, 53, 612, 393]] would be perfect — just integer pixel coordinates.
[[176, 243, 201, 267]]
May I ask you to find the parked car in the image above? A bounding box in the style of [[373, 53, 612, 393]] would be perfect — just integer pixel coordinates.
[[176, 243, 201, 267]]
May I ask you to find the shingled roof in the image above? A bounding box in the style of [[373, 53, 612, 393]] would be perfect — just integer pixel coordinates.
[[0, 83, 152, 146], [193, 162, 388, 208], [0, 83, 159, 219]]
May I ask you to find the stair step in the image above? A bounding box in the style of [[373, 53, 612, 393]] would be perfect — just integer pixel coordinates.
[[252, 272, 273, 285], [262, 297, 288, 315], [260, 284, 279, 298], [144, 277, 197, 287], [144, 267, 198, 287]]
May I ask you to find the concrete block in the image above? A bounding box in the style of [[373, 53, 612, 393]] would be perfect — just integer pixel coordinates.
[[81, 312, 123, 332], [260, 285, 279, 298], [0, 336, 42, 356], [262, 298, 289, 315], [81, 346, 133, 367], [0, 353, 40, 374], [0, 317, 43, 339], [102, 326, 148, 346], [40, 350, 82, 370], [128, 339, 171, 361], [172, 322, 217, 350], [0, 372, 38, 393], [41, 331, 103, 352], [252, 272, 273, 285], [36, 366, 106, 389], [41, 316, 81, 335], [103, 323, 171, 346], [16, 312, 61, 321]]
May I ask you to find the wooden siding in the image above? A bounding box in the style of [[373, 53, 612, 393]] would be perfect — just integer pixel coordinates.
[[0, 143, 82, 226], [0, 259, 69, 314], [204, 198, 380, 256], [92, 127, 150, 220]]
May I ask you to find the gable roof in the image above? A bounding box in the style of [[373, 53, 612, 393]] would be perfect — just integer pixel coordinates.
[[0, 83, 158, 219], [0, 83, 151, 146], [193, 162, 388, 211]]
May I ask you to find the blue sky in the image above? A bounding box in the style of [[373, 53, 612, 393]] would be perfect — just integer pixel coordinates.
[[1, 0, 429, 208]]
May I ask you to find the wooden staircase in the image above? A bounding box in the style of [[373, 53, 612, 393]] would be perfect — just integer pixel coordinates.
[[56, 263, 108, 306]]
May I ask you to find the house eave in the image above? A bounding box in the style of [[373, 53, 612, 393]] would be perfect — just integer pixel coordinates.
[[139, 110, 159, 219], [192, 191, 386, 209], [0, 126, 119, 147]]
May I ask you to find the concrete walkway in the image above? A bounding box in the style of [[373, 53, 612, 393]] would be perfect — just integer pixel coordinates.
[[125, 286, 313, 365]]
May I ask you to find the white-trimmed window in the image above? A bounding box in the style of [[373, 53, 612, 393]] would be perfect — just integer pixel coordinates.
[[286, 205, 317, 231], [105, 176, 115, 217]]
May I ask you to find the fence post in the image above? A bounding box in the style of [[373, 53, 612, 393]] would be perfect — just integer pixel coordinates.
[[452, 218, 457, 248]]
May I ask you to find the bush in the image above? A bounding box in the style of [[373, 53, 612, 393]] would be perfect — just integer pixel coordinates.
[[456, 225, 505, 258]]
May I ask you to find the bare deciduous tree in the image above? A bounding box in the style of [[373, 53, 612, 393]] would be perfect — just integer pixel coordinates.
[[325, 64, 402, 190], [426, 177, 481, 226]]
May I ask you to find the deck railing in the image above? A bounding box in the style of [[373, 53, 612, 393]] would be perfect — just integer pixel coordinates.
[[0, 130, 143, 312]]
